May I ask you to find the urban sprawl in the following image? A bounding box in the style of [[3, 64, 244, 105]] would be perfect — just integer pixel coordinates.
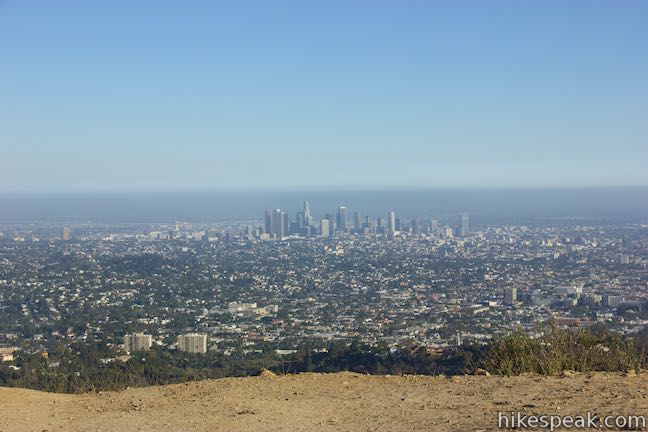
[[0, 201, 647, 364]]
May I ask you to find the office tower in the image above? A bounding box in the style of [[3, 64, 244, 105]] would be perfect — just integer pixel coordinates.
[[303, 201, 312, 227], [503, 287, 517, 305], [124, 333, 153, 352], [320, 219, 330, 237], [387, 211, 396, 236], [282, 212, 289, 236], [353, 212, 361, 232], [336, 206, 347, 232], [273, 209, 285, 239], [289, 221, 299, 235], [296, 211, 304, 230], [362, 216, 373, 234], [61, 227, 72, 241], [430, 219, 439, 235], [177, 333, 208, 353], [411, 218, 421, 235], [325, 213, 335, 236], [376, 217, 386, 235], [459, 213, 469, 237], [264, 209, 274, 235]]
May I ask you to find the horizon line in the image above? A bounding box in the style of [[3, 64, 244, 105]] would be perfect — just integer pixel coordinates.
[[2, 185, 648, 196]]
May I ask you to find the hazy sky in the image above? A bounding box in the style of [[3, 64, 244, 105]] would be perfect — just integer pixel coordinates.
[[1, 1, 647, 193]]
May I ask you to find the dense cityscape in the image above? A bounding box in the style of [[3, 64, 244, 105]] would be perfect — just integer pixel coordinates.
[[1, 201, 647, 371]]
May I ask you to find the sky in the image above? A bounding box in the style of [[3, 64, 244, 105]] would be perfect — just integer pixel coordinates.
[[1, 0, 647, 193]]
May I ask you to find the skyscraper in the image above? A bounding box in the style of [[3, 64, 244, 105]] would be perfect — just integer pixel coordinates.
[[324, 213, 335, 236], [387, 211, 396, 236], [411, 217, 420, 235], [273, 209, 285, 239], [303, 201, 312, 227], [61, 227, 72, 241], [282, 211, 289, 237], [353, 211, 361, 232], [296, 211, 304, 229], [336, 206, 347, 232], [430, 219, 439, 235], [320, 219, 330, 237], [459, 213, 469, 237], [376, 217, 386, 235], [264, 209, 274, 235]]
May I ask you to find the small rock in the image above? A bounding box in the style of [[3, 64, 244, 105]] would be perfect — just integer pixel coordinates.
[[259, 368, 277, 378]]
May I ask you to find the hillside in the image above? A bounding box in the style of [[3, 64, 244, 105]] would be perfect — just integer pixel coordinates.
[[1, 372, 646, 431]]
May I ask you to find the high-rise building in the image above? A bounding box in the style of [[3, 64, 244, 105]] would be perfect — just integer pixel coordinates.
[[124, 333, 153, 352], [376, 217, 386, 235], [459, 213, 469, 237], [411, 218, 421, 235], [264, 209, 274, 235], [303, 201, 312, 227], [273, 209, 285, 239], [325, 213, 335, 236], [61, 227, 72, 241], [503, 287, 517, 305], [320, 219, 330, 237], [353, 212, 361, 232], [387, 211, 396, 236], [296, 211, 305, 230], [429, 219, 439, 235], [336, 206, 347, 232], [177, 333, 208, 354], [282, 211, 289, 237]]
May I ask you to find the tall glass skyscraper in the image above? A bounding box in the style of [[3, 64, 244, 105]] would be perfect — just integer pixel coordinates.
[[337, 206, 347, 232], [459, 213, 469, 237]]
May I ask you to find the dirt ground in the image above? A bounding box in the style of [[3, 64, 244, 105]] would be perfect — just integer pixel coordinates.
[[1, 372, 646, 431]]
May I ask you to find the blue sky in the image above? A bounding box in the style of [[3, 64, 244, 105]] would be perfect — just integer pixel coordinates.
[[1, 1, 647, 192]]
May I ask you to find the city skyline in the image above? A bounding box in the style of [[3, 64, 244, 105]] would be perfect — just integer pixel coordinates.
[[2, 1, 648, 193], [1, 187, 648, 224], [259, 202, 459, 239]]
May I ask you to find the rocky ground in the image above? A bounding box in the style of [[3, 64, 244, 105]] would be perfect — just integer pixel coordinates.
[[1, 371, 647, 431]]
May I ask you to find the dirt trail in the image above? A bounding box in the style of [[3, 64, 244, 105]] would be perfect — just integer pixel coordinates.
[[1, 372, 646, 431]]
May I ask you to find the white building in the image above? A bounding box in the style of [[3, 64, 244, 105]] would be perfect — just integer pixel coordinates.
[[228, 302, 257, 313], [177, 333, 208, 354], [124, 333, 153, 352]]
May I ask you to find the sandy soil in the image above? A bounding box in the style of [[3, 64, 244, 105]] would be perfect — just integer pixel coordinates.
[[1, 372, 647, 431]]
